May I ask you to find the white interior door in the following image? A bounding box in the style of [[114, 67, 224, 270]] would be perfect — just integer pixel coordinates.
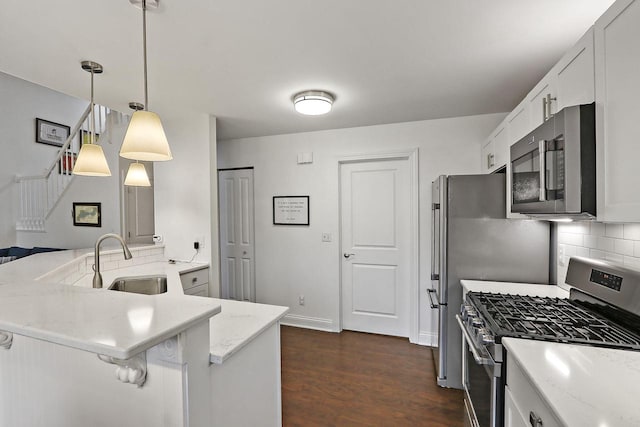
[[340, 158, 411, 337], [218, 168, 256, 301]]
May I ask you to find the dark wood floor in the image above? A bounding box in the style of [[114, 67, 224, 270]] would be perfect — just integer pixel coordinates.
[[281, 326, 465, 427]]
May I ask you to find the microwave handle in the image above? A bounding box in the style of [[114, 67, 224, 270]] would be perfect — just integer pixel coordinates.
[[538, 140, 546, 202]]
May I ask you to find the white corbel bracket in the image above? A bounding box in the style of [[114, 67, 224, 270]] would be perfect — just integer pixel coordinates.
[[98, 352, 147, 387], [0, 331, 12, 349]]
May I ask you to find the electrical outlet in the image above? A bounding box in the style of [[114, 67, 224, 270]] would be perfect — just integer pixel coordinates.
[[558, 245, 566, 266], [298, 295, 305, 306], [322, 233, 332, 242]]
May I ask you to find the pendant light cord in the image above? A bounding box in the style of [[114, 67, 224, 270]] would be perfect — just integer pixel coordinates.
[[142, 0, 148, 111]]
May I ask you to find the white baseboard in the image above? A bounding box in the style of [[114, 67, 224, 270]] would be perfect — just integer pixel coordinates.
[[280, 314, 337, 332], [417, 330, 437, 347]]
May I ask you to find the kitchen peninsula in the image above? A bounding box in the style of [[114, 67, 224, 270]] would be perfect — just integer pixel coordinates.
[[0, 245, 288, 427]]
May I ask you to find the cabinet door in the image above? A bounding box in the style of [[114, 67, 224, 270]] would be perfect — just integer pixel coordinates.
[[595, 0, 640, 222], [492, 127, 508, 170], [556, 27, 595, 110], [507, 101, 530, 144], [528, 75, 558, 129], [504, 386, 529, 427], [481, 139, 495, 173]]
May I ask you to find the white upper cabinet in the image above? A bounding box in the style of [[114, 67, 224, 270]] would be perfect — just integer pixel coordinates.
[[555, 28, 595, 110], [594, 0, 640, 222], [506, 100, 530, 144], [527, 74, 558, 129], [480, 138, 495, 174], [481, 124, 508, 174]]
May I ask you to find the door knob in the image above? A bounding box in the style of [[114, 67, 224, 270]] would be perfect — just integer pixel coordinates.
[[343, 253, 355, 259]]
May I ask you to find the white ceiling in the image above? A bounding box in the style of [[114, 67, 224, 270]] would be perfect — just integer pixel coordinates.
[[0, 0, 615, 140]]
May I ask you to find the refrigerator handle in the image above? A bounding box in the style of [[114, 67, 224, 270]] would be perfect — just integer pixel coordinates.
[[427, 289, 439, 309], [431, 202, 440, 280]]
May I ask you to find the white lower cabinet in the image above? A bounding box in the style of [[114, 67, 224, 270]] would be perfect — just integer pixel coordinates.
[[504, 386, 529, 427], [181, 267, 209, 297], [505, 355, 562, 427]]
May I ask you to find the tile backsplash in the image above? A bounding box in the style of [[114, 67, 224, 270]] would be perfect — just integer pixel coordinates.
[[557, 222, 640, 286]]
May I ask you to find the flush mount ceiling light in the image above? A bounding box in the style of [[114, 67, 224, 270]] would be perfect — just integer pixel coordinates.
[[73, 61, 112, 177], [120, 0, 172, 162], [293, 90, 335, 115]]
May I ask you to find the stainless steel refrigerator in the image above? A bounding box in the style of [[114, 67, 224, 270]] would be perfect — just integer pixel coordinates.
[[429, 174, 551, 389]]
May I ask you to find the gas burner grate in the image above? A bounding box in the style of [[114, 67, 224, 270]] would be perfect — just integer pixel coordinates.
[[467, 292, 640, 350]]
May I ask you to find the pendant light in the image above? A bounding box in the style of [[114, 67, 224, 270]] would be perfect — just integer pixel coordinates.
[[120, 0, 172, 162], [73, 61, 112, 176], [124, 162, 151, 186], [124, 102, 152, 187]]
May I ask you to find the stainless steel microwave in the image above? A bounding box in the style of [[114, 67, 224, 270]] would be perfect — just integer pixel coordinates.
[[510, 103, 596, 219]]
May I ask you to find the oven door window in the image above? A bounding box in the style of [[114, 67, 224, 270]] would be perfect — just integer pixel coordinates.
[[463, 340, 492, 427]]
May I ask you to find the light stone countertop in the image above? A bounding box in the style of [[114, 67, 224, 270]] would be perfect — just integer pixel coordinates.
[[503, 338, 640, 427], [0, 249, 289, 364], [460, 280, 570, 299], [0, 249, 220, 360], [209, 299, 288, 364], [72, 262, 289, 363]]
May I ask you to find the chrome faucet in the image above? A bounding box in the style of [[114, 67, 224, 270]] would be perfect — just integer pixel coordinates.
[[93, 233, 133, 288]]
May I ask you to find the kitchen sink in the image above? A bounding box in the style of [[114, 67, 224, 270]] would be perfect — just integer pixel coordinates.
[[108, 275, 168, 295]]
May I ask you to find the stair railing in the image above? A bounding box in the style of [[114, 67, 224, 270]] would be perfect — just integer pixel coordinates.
[[15, 104, 111, 231]]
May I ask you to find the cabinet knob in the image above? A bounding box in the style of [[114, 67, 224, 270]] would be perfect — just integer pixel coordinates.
[[192, 277, 198, 284]]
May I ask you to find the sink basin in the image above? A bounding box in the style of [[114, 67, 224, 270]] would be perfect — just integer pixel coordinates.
[[108, 275, 168, 295]]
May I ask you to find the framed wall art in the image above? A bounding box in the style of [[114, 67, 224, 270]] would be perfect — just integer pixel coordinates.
[[36, 118, 70, 147], [72, 202, 102, 227], [273, 196, 309, 225]]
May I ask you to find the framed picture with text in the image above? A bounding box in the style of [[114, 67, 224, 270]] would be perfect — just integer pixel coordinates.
[[36, 118, 70, 147], [273, 196, 309, 225]]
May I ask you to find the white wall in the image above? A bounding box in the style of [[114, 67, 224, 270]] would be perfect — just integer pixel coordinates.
[[217, 113, 505, 342], [154, 112, 218, 293], [557, 222, 640, 286], [0, 71, 121, 249]]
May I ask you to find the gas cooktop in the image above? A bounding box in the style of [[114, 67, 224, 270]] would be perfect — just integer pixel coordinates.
[[466, 292, 640, 350]]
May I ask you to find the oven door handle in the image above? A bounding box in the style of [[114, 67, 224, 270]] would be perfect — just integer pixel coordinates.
[[456, 315, 492, 366]]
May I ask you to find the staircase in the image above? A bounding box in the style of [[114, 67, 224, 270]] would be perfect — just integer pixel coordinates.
[[15, 104, 113, 232]]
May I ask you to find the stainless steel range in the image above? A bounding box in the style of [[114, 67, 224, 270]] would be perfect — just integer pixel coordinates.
[[458, 256, 640, 427]]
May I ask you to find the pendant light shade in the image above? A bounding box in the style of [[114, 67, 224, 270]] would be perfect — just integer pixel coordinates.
[[120, 0, 172, 162], [120, 111, 172, 161], [124, 162, 151, 186], [74, 144, 112, 176], [73, 60, 111, 177]]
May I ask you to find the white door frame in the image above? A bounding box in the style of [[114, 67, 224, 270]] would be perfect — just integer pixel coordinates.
[[338, 149, 419, 343]]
